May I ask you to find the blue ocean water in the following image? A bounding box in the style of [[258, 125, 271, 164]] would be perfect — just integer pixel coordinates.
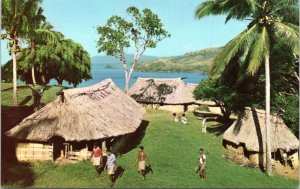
[[52, 69, 207, 89]]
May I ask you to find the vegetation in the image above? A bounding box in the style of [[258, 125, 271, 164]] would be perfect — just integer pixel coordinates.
[[1, 83, 63, 107], [1, 0, 43, 105], [195, 0, 299, 176], [1, 28, 92, 87], [96, 7, 170, 93], [136, 48, 220, 73], [2, 109, 298, 188]]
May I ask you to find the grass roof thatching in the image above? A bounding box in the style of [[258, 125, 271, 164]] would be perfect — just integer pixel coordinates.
[[128, 78, 195, 105], [6, 79, 146, 142], [223, 107, 299, 153]]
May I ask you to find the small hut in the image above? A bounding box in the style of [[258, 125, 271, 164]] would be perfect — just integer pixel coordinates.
[[223, 107, 299, 169], [186, 83, 222, 114], [6, 78, 145, 162], [129, 78, 195, 112]]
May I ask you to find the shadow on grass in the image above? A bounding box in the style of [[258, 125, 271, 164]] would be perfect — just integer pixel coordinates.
[[207, 123, 231, 136], [114, 120, 150, 155], [113, 166, 125, 182], [145, 164, 153, 175], [1, 105, 35, 187], [19, 96, 32, 106]]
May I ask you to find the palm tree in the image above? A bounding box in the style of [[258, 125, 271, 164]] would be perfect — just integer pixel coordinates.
[[195, 0, 299, 176], [24, 0, 45, 85], [1, 0, 44, 105]]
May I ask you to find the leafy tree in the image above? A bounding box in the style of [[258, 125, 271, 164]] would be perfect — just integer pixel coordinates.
[[2, 34, 92, 87], [96, 7, 170, 93], [1, 0, 41, 105], [195, 0, 299, 176]]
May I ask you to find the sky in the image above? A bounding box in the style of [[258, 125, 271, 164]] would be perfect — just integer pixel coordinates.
[[1, 0, 249, 64]]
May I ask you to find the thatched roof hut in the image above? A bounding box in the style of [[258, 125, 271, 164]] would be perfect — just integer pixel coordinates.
[[129, 78, 195, 105], [6, 79, 146, 142], [223, 107, 299, 153]]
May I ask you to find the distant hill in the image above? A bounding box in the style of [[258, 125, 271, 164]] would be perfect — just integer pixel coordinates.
[[91, 54, 160, 69], [135, 47, 221, 73]]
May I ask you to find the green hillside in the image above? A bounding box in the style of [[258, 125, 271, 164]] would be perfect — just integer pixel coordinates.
[[136, 48, 220, 73]]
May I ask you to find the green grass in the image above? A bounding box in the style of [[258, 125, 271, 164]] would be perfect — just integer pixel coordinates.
[[2, 109, 299, 188], [1, 83, 63, 106]]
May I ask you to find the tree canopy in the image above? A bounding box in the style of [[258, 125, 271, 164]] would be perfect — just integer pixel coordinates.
[[96, 6, 170, 92]]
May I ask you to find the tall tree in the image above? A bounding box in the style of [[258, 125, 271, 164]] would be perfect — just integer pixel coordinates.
[[2, 0, 28, 105], [23, 0, 45, 85], [96, 7, 170, 93], [195, 0, 299, 176]]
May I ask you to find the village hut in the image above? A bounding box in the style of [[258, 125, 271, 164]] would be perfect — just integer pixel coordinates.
[[128, 78, 195, 112], [6, 78, 145, 162], [186, 83, 222, 114], [223, 107, 299, 169]]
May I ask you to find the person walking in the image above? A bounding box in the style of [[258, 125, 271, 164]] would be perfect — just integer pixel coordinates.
[[198, 148, 206, 181], [202, 117, 207, 133], [105, 149, 116, 187], [90, 143, 102, 176], [134, 146, 148, 180]]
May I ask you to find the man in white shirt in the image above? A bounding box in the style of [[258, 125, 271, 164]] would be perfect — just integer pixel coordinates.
[[105, 149, 116, 187]]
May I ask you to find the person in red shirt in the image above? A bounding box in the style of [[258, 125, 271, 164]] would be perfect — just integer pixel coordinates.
[[90, 143, 102, 175]]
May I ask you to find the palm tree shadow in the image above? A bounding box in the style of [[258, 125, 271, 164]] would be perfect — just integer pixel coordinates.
[[207, 120, 234, 136], [19, 96, 32, 106]]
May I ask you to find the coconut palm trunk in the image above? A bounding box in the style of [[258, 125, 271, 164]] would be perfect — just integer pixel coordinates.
[[265, 54, 272, 176], [30, 41, 37, 85], [12, 39, 18, 106]]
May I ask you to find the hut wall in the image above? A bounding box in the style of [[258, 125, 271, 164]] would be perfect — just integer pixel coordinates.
[[16, 142, 53, 162], [208, 107, 222, 115], [290, 151, 299, 169], [249, 153, 260, 167], [225, 143, 244, 155]]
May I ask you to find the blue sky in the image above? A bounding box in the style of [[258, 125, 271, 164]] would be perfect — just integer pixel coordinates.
[[1, 0, 249, 64]]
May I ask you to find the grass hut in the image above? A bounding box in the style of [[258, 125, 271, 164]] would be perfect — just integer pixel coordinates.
[[129, 78, 195, 112], [6, 79, 145, 162], [186, 83, 222, 114], [223, 107, 299, 170]]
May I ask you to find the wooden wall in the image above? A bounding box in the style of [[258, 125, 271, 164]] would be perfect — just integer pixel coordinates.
[[16, 143, 53, 161]]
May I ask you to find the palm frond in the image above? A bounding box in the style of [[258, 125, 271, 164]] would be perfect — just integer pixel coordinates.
[[195, 0, 226, 19], [272, 22, 299, 54], [210, 24, 258, 74], [247, 27, 270, 75]]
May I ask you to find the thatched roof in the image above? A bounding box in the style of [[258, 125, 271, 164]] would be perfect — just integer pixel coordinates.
[[186, 83, 217, 106], [223, 107, 299, 153], [128, 78, 195, 105], [6, 79, 146, 142]]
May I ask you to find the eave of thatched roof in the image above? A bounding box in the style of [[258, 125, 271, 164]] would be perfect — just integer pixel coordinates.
[[223, 107, 299, 153], [6, 79, 146, 142], [128, 78, 195, 105]]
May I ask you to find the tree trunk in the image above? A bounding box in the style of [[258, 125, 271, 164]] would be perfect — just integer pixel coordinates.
[[124, 70, 129, 94], [31, 41, 37, 85], [12, 40, 18, 106], [265, 54, 272, 176], [31, 64, 37, 85]]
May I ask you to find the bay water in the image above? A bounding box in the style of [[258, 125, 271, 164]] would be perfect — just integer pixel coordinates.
[[52, 69, 207, 89]]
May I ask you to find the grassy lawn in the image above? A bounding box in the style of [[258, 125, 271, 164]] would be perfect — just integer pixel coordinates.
[[2, 107, 299, 188], [1, 83, 63, 106]]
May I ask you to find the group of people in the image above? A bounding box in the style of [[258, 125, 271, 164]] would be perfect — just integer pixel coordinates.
[[90, 144, 149, 187], [172, 113, 188, 124], [90, 143, 207, 186]]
